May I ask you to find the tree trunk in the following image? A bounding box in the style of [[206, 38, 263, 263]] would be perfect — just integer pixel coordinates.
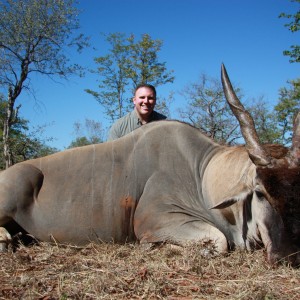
[[3, 58, 27, 169], [3, 87, 15, 169]]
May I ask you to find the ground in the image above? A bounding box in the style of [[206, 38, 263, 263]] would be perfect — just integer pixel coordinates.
[[1, 239, 300, 299]]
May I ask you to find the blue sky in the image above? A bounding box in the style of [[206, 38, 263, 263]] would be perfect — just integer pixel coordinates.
[[18, 0, 300, 150]]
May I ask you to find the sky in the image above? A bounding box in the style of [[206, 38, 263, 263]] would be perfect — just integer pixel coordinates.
[[17, 0, 300, 150]]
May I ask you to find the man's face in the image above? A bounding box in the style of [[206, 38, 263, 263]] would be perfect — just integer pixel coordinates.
[[133, 87, 156, 123]]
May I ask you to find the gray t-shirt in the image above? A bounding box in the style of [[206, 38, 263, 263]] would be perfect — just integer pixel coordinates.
[[107, 109, 167, 141]]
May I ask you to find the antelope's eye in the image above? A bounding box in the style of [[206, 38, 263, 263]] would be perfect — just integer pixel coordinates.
[[255, 191, 265, 200]]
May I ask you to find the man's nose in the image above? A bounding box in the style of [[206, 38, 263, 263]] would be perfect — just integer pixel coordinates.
[[143, 97, 150, 103]]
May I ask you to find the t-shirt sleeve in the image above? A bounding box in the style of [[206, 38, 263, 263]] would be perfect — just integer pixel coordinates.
[[107, 124, 120, 141]]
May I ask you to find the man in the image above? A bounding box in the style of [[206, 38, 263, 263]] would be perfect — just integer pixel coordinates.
[[107, 84, 167, 141]]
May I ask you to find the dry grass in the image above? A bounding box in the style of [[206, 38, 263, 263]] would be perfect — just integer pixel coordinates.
[[1, 239, 300, 299]]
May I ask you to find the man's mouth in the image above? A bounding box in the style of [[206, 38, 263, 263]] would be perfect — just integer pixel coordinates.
[[141, 106, 151, 111]]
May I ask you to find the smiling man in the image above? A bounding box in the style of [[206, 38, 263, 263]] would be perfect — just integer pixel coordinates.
[[107, 84, 167, 141]]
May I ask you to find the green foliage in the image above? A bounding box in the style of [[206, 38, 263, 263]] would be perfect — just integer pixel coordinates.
[[248, 97, 281, 144], [127, 33, 175, 87], [0, 96, 57, 169], [68, 136, 92, 148], [86, 33, 174, 122], [274, 79, 300, 144], [67, 118, 103, 148], [155, 91, 175, 118], [7, 126, 58, 165], [0, 0, 88, 167], [179, 74, 291, 146], [279, 0, 300, 63], [85, 33, 131, 121], [0, 0, 88, 88], [179, 74, 241, 145]]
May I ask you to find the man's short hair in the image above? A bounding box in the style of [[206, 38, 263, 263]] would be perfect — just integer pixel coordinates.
[[134, 84, 156, 98]]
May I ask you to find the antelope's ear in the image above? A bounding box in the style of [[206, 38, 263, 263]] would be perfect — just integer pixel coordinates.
[[210, 198, 238, 209], [209, 186, 253, 210]]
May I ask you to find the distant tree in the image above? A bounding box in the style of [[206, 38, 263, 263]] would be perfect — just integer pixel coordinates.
[[155, 91, 175, 118], [86, 33, 174, 122], [68, 118, 104, 148], [0, 0, 88, 168], [0, 95, 57, 169], [85, 33, 131, 122], [179, 74, 241, 145], [9, 124, 58, 165], [248, 97, 281, 144], [274, 79, 300, 144], [68, 136, 92, 148], [126, 34, 175, 88], [279, 0, 300, 63]]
